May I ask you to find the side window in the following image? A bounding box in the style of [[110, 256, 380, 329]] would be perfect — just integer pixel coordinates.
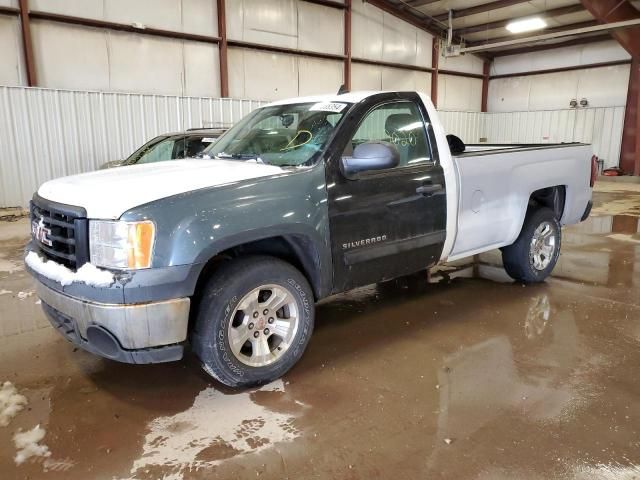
[[138, 139, 176, 164], [184, 136, 213, 158], [348, 101, 432, 167]]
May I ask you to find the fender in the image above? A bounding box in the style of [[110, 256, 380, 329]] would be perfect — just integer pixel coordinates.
[[121, 161, 333, 298], [190, 224, 331, 299]]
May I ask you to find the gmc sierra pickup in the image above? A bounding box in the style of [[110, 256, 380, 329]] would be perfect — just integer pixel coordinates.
[[25, 91, 596, 387]]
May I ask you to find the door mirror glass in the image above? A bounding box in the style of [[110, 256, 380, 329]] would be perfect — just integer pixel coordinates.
[[342, 141, 400, 175], [342, 100, 432, 175]]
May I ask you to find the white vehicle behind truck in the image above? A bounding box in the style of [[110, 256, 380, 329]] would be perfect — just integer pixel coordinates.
[[25, 91, 596, 386]]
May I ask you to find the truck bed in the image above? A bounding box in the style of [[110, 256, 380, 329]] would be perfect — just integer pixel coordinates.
[[455, 143, 586, 157], [447, 142, 593, 262]]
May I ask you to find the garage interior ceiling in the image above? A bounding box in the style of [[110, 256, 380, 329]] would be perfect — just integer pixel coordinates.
[[377, 0, 640, 57]]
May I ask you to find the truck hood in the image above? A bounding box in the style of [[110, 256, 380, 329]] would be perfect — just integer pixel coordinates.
[[38, 159, 283, 219]]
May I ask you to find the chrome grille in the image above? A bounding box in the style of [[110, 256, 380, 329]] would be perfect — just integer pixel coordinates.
[[30, 196, 88, 270]]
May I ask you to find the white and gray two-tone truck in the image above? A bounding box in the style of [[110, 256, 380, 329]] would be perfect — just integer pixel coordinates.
[[25, 91, 596, 387]]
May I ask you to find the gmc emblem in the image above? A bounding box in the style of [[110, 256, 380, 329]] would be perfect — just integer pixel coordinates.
[[32, 217, 53, 247]]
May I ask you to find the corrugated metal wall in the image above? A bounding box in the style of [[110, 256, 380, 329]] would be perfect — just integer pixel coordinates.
[[439, 107, 625, 169], [0, 86, 265, 208], [0, 85, 626, 208], [438, 110, 485, 145]]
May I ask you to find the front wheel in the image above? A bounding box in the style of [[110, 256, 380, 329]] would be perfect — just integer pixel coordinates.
[[501, 207, 561, 283], [191, 256, 314, 387]]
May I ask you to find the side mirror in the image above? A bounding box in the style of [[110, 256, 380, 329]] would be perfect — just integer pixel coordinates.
[[341, 141, 400, 176]]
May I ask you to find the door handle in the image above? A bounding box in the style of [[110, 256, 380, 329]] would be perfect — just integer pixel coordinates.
[[416, 184, 443, 196]]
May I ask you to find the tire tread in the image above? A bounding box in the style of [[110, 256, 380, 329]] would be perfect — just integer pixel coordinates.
[[191, 255, 314, 387], [501, 207, 561, 283]]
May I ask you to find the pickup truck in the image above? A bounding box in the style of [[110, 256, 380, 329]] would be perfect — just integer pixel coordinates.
[[24, 91, 596, 387]]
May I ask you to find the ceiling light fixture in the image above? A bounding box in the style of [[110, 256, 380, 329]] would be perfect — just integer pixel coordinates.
[[506, 17, 547, 34]]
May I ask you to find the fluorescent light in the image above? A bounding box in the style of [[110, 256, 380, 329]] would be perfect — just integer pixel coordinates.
[[506, 17, 547, 34]]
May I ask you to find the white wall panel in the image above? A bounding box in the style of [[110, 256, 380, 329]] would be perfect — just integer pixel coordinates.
[[487, 76, 529, 112], [228, 48, 298, 100], [229, 48, 341, 99], [489, 65, 630, 112], [298, 2, 343, 55], [226, 0, 343, 54], [224, 0, 243, 41], [491, 40, 630, 76], [528, 71, 579, 110], [416, 30, 433, 69], [351, 63, 431, 93], [182, 0, 218, 36], [298, 58, 343, 96], [351, 63, 383, 90], [0, 86, 265, 208], [0, 0, 18, 6], [438, 75, 482, 111], [577, 65, 631, 107], [227, 47, 247, 98], [351, 0, 383, 60], [579, 40, 631, 64], [29, 0, 104, 19], [382, 67, 430, 92], [382, 12, 418, 65], [0, 16, 26, 86], [226, 0, 298, 49], [352, 0, 434, 67], [29, 0, 217, 35], [106, 0, 182, 31], [439, 52, 484, 75], [31, 21, 110, 91], [225, 0, 243, 43], [184, 43, 221, 97], [30, 21, 220, 97], [108, 32, 184, 95]]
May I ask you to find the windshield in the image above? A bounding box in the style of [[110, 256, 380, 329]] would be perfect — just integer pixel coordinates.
[[202, 101, 351, 167], [124, 134, 219, 165]]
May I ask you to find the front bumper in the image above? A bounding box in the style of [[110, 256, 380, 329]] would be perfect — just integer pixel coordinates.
[[24, 238, 205, 363], [36, 281, 189, 364]]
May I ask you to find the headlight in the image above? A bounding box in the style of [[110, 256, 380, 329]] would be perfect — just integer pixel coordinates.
[[89, 220, 155, 269]]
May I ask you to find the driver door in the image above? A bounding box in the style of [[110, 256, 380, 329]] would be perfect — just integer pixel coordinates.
[[325, 93, 447, 293]]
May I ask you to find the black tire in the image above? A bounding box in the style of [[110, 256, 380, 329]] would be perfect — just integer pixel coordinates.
[[501, 207, 561, 283], [191, 255, 314, 387]]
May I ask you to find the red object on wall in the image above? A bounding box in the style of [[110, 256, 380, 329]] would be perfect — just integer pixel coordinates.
[[580, 0, 640, 175]]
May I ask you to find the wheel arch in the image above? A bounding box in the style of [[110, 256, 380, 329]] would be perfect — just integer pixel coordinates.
[[504, 185, 567, 249], [528, 185, 566, 221], [192, 230, 330, 304]]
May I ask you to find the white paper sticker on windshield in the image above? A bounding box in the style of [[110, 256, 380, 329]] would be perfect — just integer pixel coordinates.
[[309, 102, 347, 113], [201, 138, 217, 143]]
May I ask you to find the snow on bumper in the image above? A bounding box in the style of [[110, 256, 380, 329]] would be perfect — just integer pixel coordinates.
[[24, 249, 190, 363], [25, 251, 114, 287]]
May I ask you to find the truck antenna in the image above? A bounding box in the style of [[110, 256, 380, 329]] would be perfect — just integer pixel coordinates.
[[337, 84, 349, 95]]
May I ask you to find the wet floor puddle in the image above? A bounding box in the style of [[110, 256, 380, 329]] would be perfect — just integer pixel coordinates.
[[0, 191, 639, 479]]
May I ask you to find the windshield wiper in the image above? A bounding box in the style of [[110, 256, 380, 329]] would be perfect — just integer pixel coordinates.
[[215, 152, 259, 160]]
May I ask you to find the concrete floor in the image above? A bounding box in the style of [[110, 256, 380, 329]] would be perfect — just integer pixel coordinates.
[[1, 182, 639, 480]]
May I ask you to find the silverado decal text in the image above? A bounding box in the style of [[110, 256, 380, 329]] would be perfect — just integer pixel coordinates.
[[342, 235, 387, 250]]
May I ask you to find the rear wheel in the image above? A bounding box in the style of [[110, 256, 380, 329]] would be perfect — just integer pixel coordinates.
[[191, 256, 314, 387], [501, 207, 561, 283]]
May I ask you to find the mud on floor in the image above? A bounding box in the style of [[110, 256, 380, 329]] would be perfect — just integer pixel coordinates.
[[0, 184, 639, 479]]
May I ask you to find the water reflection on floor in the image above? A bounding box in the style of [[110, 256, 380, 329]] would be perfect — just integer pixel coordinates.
[[0, 184, 639, 479]]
